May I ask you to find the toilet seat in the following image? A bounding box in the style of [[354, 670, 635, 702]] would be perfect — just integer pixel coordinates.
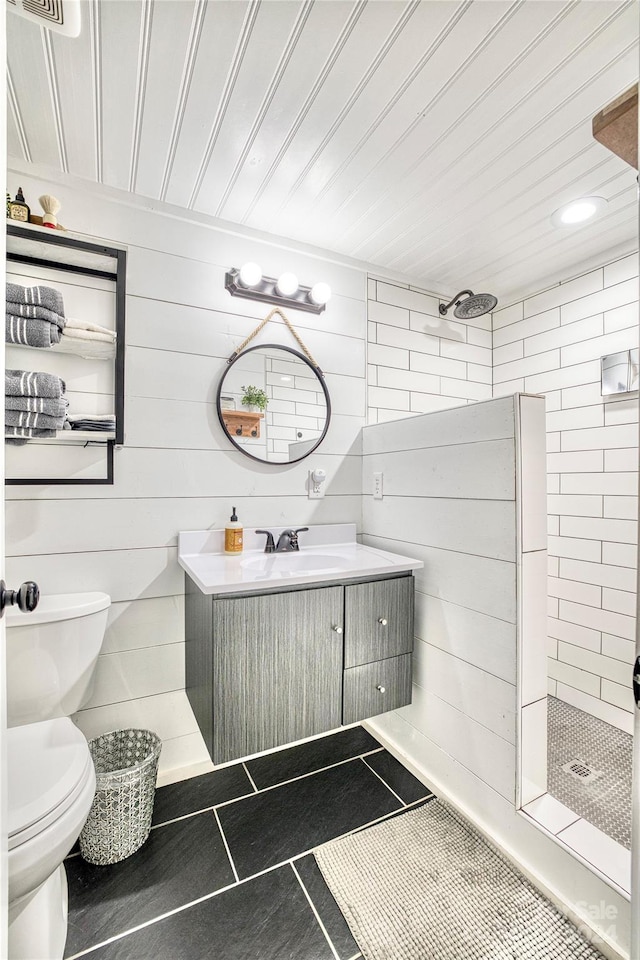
[[8, 718, 94, 850]]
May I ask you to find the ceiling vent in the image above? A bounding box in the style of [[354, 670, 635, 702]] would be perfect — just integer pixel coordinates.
[[7, 0, 81, 37]]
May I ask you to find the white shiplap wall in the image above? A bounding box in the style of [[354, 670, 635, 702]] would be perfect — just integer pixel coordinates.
[[4, 170, 368, 780], [362, 396, 521, 805], [367, 277, 492, 423], [493, 253, 639, 733]]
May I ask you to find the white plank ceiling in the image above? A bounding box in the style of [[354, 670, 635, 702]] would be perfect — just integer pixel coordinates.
[[6, 0, 639, 303]]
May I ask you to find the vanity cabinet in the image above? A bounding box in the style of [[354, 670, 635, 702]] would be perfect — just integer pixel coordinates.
[[185, 572, 414, 765], [212, 587, 343, 763]]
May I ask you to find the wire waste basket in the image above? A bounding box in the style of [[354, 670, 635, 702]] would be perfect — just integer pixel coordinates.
[[79, 728, 162, 865]]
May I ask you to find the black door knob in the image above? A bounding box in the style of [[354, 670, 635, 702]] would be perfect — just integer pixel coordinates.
[[0, 580, 40, 618]]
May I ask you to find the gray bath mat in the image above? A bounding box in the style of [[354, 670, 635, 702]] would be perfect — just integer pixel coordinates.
[[315, 800, 606, 959]]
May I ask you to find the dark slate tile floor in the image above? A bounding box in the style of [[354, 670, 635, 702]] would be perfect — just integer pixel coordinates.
[[64, 725, 433, 960], [244, 725, 381, 789], [217, 757, 402, 880]]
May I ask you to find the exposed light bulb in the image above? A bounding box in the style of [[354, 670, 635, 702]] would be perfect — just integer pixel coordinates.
[[238, 262, 262, 288], [309, 282, 331, 306], [276, 272, 299, 297]]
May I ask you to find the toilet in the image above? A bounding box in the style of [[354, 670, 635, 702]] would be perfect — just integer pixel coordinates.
[[6, 591, 110, 960]]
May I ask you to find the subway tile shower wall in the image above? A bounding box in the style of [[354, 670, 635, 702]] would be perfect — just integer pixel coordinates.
[[366, 278, 493, 424], [493, 252, 639, 733]]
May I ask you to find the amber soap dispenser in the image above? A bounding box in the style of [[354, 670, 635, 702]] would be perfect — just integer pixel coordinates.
[[224, 506, 243, 555]]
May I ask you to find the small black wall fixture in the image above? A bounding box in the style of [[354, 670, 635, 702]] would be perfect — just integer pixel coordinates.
[[225, 267, 328, 315]]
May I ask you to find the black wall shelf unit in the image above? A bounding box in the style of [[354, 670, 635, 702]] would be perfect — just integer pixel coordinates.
[[5, 223, 126, 485]]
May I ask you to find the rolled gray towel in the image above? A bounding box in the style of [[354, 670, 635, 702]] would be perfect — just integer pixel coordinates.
[[6, 283, 65, 317], [5, 425, 57, 439], [5, 409, 65, 431], [6, 315, 60, 348], [5, 395, 68, 417], [5, 302, 66, 329], [5, 369, 66, 399]]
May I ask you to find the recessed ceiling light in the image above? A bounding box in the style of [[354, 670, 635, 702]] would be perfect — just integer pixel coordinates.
[[551, 196, 608, 228]]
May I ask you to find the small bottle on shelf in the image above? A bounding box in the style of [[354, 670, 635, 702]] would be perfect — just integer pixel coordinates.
[[8, 187, 30, 223]]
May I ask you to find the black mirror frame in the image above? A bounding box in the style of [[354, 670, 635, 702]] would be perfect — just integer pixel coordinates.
[[216, 343, 331, 465]]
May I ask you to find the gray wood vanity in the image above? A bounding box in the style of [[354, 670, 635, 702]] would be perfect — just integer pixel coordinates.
[[185, 572, 414, 764]]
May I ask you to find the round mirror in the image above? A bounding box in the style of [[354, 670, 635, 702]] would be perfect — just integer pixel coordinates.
[[217, 343, 331, 464]]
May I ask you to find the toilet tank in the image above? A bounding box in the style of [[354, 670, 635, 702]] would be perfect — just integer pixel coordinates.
[[6, 592, 110, 727]]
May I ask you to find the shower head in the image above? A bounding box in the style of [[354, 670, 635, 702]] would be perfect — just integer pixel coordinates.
[[439, 290, 498, 319]]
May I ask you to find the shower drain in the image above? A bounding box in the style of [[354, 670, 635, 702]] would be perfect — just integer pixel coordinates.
[[561, 758, 603, 784]]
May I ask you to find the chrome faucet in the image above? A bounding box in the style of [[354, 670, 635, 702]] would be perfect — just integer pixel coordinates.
[[275, 527, 309, 552]]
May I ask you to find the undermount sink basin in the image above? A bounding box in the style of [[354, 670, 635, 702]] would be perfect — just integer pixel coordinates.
[[240, 553, 346, 576]]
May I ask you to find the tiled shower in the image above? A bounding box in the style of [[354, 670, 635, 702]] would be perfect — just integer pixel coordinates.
[[494, 254, 638, 735], [366, 258, 638, 909]]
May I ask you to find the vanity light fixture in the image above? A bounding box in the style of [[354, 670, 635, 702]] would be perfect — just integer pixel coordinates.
[[309, 282, 332, 306], [238, 262, 262, 288], [551, 196, 608, 227], [225, 264, 331, 314], [276, 272, 299, 296]]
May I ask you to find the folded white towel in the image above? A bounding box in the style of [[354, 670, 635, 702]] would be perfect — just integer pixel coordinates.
[[64, 317, 116, 340], [67, 413, 116, 422], [52, 338, 116, 360], [61, 328, 116, 344]]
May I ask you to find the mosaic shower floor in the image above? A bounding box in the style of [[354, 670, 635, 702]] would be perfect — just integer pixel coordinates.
[[547, 696, 633, 849]]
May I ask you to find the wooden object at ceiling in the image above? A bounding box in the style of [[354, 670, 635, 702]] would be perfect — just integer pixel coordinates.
[[592, 84, 638, 170]]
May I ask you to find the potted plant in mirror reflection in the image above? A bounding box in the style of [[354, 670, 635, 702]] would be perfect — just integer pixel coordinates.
[[241, 385, 268, 412]]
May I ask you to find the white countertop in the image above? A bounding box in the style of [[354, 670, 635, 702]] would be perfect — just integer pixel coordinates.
[[178, 524, 423, 595]]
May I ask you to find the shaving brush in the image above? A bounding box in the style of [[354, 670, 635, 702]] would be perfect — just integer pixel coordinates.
[[39, 194, 61, 229]]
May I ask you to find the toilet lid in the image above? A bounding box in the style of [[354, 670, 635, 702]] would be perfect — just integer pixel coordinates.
[[8, 718, 93, 846], [5, 590, 110, 626]]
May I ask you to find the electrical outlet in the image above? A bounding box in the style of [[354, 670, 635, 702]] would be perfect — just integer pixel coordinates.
[[373, 472, 383, 500], [308, 469, 325, 499]]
